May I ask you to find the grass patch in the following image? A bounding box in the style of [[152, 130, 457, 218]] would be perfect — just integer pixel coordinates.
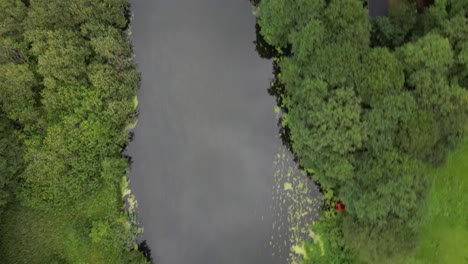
[[403, 141, 468, 264], [0, 205, 122, 263], [0, 183, 143, 263]]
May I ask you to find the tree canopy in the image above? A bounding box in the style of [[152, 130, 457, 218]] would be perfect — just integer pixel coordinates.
[[0, 0, 146, 262], [256, 0, 468, 262]]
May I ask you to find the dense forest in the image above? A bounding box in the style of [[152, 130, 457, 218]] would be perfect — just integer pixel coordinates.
[[0, 0, 147, 262], [254, 0, 468, 263], [1, 0, 467, 263]]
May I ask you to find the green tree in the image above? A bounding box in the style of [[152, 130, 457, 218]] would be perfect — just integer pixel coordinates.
[[322, 0, 370, 48], [364, 93, 416, 154], [397, 33, 468, 164], [0, 64, 37, 124], [0, 0, 26, 36], [358, 48, 404, 106], [342, 152, 427, 226], [257, 0, 297, 46], [372, 3, 418, 48], [0, 115, 23, 215], [288, 81, 365, 188], [255, 0, 468, 262], [302, 215, 356, 264], [25, 29, 91, 87]]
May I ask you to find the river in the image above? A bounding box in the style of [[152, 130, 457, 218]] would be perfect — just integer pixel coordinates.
[[127, 0, 319, 263]]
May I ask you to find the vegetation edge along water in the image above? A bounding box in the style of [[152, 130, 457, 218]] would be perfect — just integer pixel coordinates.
[[1, 0, 467, 263], [0, 0, 149, 262], [251, 0, 468, 263]]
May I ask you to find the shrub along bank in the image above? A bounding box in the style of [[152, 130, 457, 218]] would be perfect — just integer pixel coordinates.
[[0, 0, 147, 262]]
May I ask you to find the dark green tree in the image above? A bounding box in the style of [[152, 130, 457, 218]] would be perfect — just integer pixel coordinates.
[[0, 115, 23, 215], [0, 64, 37, 124]]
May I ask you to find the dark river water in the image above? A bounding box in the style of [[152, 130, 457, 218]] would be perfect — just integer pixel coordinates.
[[127, 0, 319, 263]]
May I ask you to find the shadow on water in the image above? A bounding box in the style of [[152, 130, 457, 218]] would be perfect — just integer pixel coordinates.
[[253, 18, 292, 151], [137, 240, 154, 263], [253, 14, 327, 199]]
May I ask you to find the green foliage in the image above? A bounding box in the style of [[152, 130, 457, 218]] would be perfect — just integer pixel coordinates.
[[0, 0, 26, 36], [358, 48, 404, 105], [25, 29, 91, 86], [0, 116, 22, 216], [90, 26, 132, 62], [342, 215, 418, 264], [288, 83, 364, 187], [22, 0, 128, 31], [255, 0, 468, 262], [372, 3, 419, 48], [322, 0, 370, 48], [365, 94, 415, 150], [302, 214, 356, 264], [398, 34, 453, 75], [0, 203, 147, 264], [343, 152, 428, 226], [0, 64, 37, 124], [397, 111, 440, 162], [257, 0, 298, 46], [396, 33, 467, 164], [90, 220, 115, 245], [0, 0, 146, 262]]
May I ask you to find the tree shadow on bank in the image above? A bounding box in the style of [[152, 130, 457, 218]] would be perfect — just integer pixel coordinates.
[[136, 240, 154, 263], [252, 18, 329, 198]]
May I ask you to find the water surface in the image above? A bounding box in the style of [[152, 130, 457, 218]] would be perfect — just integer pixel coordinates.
[[127, 0, 286, 263]]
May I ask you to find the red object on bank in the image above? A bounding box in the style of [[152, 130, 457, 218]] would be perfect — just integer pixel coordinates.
[[336, 202, 345, 212]]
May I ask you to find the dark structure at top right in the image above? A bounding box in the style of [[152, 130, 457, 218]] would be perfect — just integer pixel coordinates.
[[368, 0, 435, 17], [368, 0, 388, 17]]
